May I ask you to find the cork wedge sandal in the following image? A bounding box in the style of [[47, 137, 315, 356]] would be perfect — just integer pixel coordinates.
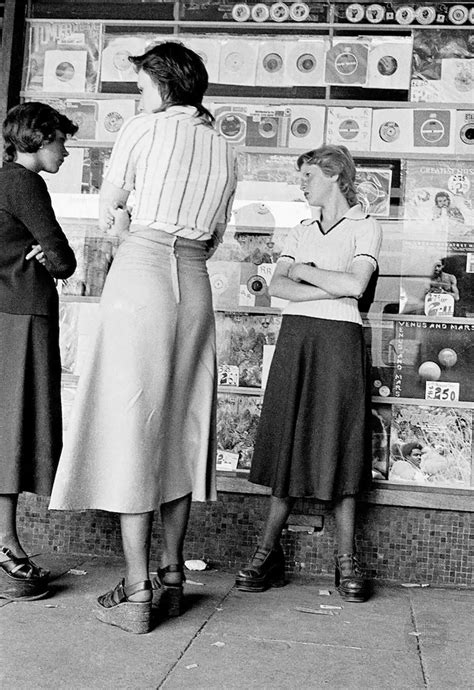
[[152, 564, 185, 617], [96, 579, 152, 634]]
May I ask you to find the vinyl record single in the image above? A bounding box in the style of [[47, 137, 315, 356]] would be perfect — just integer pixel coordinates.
[[182, 37, 220, 83], [256, 40, 290, 86], [263, 52, 284, 73], [289, 2, 310, 21], [251, 3, 270, 22], [247, 274, 268, 295], [96, 100, 136, 141], [288, 105, 325, 148], [455, 110, 474, 152], [216, 111, 247, 144], [379, 121, 400, 143], [367, 38, 413, 90], [448, 5, 468, 24], [370, 109, 414, 152], [219, 39, 258, 85], [324, 40, 369, 85], [365, 4, 385, 23], [232, 3, 251, 21], [413, 110, 454, 151], [346, 3, 365, 22], [326, 107, 372, 150], [395, 6, 415, 24], [211, 273, 229, 294], [101, 37, 149, 82], [270, 2, 290, 22], [43, 50, 88, 92], [415, 6, 436, 24], [286, 38, 327, 85]]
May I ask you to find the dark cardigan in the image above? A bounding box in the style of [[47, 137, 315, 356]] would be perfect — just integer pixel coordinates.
[[0, 162, 76, 315]]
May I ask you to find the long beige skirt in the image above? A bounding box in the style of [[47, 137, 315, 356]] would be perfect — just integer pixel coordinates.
[[50, 231, 217, 513]]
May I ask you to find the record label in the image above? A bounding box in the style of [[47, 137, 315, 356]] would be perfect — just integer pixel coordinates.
[[289, 3, 310, 21], [247, 274, 268, 295], [288, 105, 325, 148], [395, 6, 415, 24], [291, 117, 311, 139], [346, 3, 365, 22], [460, 122, 474, 145], [366, 4, 385, 23], [296, 53, 316, 73], [232, 3, 251, 21], [251, 3, 270, 21], [103, 111, 124, 133], [339, 118, 360, 140], [263, 52, 284, 73], [224, 51, 246, 73], [218, 113, 246, 143], [377, 55, 398, 77], [335, 50, 358, 76], [415, 6, 436, 24], [419, 117, 445, 143], [448, 5, 468, 24], [379, 121, 400, 143], [270, 3, 290, 22]]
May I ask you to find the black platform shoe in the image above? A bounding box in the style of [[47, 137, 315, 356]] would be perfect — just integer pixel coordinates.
[[235, 544, 286, 592], [335, 553, 371, 603]]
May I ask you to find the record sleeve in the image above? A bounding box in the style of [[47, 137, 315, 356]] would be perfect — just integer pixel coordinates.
[[455, 110, 474, 153], [402, 160, 474, 234], [324, 38, 369, 86], [213, 103, 248, 146], [285, 38, 327, 86], [43, 50, 88, 92], [388, 404, 472, 488], [399, 236, 474, 318], [366, 36, 413, 90], [207, 260, 241, 309], [181, 36, 221, 84], [327, 107, 372, 151], [288, 105, 325, 149], [391, 320, 474, 402], [100, 36, 149, 83], [438, 59, 474, 103], [215, 312, 282, 388], [412, 109, 455, 154], [239, 263, 272, 308], [218, 38, 259, 85], [24, 20, 100, 93], [355, 167, 392, 217], [64, 100, 98, 140], [370, 109, 414, 153], [256, 40, 290, 87], [245, 105, 291, 148], [96, 100, 136, 141]]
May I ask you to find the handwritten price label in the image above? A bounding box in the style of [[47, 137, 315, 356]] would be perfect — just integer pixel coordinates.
[[425, 381, 459, 402]]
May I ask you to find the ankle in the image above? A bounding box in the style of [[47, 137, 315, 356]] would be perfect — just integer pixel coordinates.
[[124, 580, 152, 603]]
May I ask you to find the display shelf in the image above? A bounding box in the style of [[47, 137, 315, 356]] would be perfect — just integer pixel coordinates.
[[371, 396, 474, 410], [218, 386, 264, 397]]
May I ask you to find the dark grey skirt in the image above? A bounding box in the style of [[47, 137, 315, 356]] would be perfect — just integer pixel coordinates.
[[249, 315, 372, 501], [0, 312, 62, 494]]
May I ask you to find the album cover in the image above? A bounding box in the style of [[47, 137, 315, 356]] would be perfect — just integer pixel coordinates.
[[455, 110, 474, 154], [41, 148, 85, 194], [231, 228, 287, 265], [324, 38, 369, 86], [256, 40, 290, 87], [288, 105, 325, 149], [326, 107, 372, 151], [285, 38, 327, 86], [216, 393, 263, 471], [236, 150, 303, 202], [439, 59, 474, 103], [96, 100, 136, 141], [410, 29, 474, 102], [355, 167, 392, 217], [366, 36, 413, 90], [371, 404, 392, 480], [391, 320, 474, 402], [207, 260, 241, 309], [412, 109, 455, 154], [370, 109, 414, 153], [402, 160, 474, 234], [100, 33, 164, 83], [215, 312, 282, 388], [364, 317, 397, 397], [24, 20, 100, 93], [245, 104, 292, 148], [43, 50, 88, 92], [388, 404, 472, 488], [399, 237, 474, 318], [218, 38, 259, 85], [180, 35, 220, 83]]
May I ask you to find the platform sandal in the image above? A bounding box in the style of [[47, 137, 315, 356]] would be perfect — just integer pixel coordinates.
[[235, 543, 286, 592], [0, 546, 49, 601], [96, 579, 152, 634], [335, 553, 371, 603], [152, 564, 185, 617]]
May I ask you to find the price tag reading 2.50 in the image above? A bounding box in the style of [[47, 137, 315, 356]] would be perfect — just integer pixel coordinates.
[[425, 381, 460, 402]]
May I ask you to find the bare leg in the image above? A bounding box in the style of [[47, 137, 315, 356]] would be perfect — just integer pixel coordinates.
[[160, 493, 191, 584], [261, 495, 295, 550], [334, 495, 356, 555], [0, 494, 26, 557], [120, 512, 153, 601]]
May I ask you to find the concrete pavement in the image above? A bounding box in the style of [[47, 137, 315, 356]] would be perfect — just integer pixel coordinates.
[[1, 554, 473, 689]]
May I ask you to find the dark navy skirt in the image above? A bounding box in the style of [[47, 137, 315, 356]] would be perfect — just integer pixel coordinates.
[[0, 312, 62, 494], [249, 315, 372, 501]]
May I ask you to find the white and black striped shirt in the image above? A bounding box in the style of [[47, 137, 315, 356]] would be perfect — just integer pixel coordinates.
[[105, 105, 237, 242]]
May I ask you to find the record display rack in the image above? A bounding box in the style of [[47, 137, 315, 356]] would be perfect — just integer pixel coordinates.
[[8, 0, 474, 508]]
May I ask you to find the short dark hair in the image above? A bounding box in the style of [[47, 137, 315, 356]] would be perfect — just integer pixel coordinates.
[[401, 442, 423, 458], [129, 41, 213, 123], [3, 102, 78, 162], [296, 145, 358, 207]]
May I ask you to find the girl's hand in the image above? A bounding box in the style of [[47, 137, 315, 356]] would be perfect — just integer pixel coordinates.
[[26, 244, 46, 265], [105, 205, 131, 238]]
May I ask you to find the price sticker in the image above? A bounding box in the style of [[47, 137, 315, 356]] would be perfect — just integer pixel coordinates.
[[425, 381, 459, 402]]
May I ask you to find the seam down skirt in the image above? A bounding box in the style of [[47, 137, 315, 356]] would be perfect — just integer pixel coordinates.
[[50, 230, 217, 513]]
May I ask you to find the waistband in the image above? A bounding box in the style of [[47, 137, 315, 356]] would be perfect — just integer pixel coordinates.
[[128, 226, 209, 250]]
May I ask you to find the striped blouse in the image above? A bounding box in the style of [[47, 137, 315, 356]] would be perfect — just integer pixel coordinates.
[[105, 105, 237, 242], [278, 204, 382, 325]]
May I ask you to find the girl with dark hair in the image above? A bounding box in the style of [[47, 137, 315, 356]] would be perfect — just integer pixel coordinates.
[[0, 102, 77, 601], [235, 145, 382, 603], [50, 42, 237, 633]]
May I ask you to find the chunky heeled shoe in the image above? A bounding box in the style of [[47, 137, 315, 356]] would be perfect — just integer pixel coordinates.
[[0, 546, 49, 601], [235, 544, 286, 592], [152, 564, 185, 617], [335, 553, 371, 603], [96, 579, 152, 634]]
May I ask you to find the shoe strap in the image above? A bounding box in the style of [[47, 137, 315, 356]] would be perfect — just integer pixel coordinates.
[[156, 564, 185, 588]]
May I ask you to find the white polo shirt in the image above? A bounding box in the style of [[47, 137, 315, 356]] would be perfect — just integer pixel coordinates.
[[105, 105, 237, 242], [278, 204, 382, 324]]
